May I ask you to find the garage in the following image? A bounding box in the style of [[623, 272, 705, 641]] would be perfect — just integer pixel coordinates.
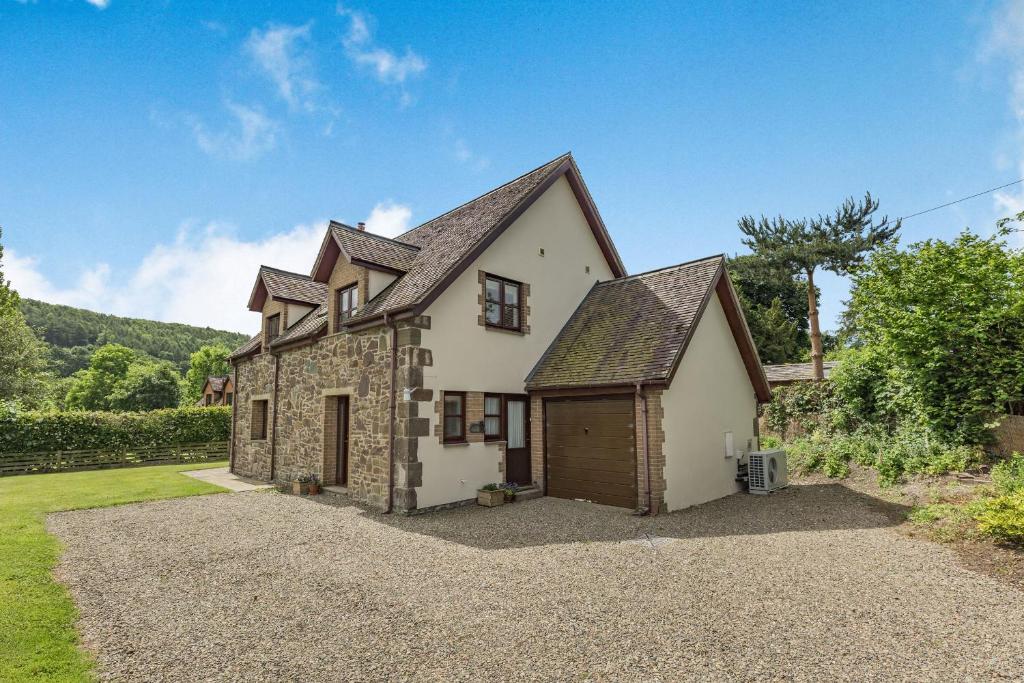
[[544, 397, 637, 508]]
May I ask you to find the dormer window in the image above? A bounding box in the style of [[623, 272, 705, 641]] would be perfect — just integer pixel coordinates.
[[484, 275, 521, 332], [265, 314, 280, 342], [335, 284, 358, 331]]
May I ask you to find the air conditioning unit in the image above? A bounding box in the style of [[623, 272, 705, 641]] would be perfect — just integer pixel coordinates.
[[748, 449, 787, 494]]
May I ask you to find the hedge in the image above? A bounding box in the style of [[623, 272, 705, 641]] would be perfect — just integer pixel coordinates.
[[0, 406, 231, 453]]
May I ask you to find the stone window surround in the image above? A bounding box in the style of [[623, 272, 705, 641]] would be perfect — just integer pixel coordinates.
[[477, 270, 531, 335], [250, 398, 270, 441]]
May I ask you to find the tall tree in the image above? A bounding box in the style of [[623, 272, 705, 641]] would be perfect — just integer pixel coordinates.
[[0, 227, 51, 408], [182, 344, 231, 405], [738, 193, 900, 379], [727, 254, 810, 364]]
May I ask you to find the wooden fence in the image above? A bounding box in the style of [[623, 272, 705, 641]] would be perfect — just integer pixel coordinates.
[[0, 441, 229, 476]]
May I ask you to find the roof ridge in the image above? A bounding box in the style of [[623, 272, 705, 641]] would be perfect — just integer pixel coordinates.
[[397, 152, 572, 240], [259, 264, 315, 280], [595, 254, 724, 286], [329, 220, 421, 251]]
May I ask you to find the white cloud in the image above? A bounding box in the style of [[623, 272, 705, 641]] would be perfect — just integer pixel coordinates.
[[979, 1, 1024, 218], [6, 221, 329, 334], [364, 202, 412, 238], [188, 102, 278, 161], [245, 22, 320, 112], [337, 4, 427, 86], [85, 0, 109, 8]]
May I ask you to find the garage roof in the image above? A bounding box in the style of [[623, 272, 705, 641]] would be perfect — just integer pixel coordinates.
[[525, 255, 772, 402]]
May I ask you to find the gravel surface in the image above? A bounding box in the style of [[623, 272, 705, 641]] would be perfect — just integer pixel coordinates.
[[49, 483, 1024, 682]]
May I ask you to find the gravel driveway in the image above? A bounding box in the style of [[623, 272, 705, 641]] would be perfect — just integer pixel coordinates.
[[49, 483, 1024, 682]]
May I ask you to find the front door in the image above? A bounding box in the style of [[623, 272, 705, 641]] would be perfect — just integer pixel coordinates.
[[336, 397, 349, 487], [505, 396, 531, 485]]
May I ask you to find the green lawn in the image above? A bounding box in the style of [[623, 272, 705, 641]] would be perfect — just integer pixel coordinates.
[[0, 462, 229, 682]]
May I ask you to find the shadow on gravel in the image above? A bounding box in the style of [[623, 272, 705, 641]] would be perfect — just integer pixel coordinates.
[[311, 482, 911, 551]]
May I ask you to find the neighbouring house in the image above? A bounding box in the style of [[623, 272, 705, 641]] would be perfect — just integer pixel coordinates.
[[198, 375, 234, 407], [762, 361, 838, 389], [228, 153, 771, 514]]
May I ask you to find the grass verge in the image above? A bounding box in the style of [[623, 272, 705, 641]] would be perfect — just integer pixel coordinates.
[[0, 461, 228, 682]]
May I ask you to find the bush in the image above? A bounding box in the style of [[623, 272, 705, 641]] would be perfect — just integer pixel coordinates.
[[0, 406, 231, 453], [762, 381, 833, 439], [992, 453, 1024, 495], [973, 491, 1024, 544]]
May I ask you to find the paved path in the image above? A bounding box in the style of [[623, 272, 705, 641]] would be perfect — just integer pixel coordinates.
[[180, 466, 273, 492], [48, 484, 1024, 681]]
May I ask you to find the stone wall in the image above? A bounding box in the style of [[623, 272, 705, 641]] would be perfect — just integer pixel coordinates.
[[636, 389, 665, 514], [231, 353, 276, 480], [392, 316, 433, 514]]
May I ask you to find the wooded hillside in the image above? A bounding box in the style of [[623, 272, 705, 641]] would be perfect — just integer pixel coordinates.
[[20, 299, 248, 376]]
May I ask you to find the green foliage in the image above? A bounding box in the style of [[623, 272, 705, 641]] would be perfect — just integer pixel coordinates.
[[0, 229, 52, 408], [183, 344, 231, 405], [19, 297, 248, 376], [973, 491, 1024, 544], [844, 228, 1024, 444], [64, 344, 181, 411], [762, 381, 833, 438], [992, 453, 1024, 495], [728, 254, 809, 363], [0, 406, 230, 453]]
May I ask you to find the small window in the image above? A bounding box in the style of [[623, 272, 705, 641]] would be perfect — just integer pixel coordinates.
[[226, 393, 233, 406], [265, 314, 281, 342], [484, 275, 522, 332], [443, 392, 466, 443], [251, 400, 268, 440], [484, 394, 502, 440], [335, 284, 358, 331], [204, 394, 212, 406]]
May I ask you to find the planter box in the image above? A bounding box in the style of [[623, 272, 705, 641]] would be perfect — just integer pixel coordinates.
[[477, 489, 505, 507], [292, 481, 308, 495]]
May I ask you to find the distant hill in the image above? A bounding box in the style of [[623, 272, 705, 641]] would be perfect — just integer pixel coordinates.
[[20, 298, 249, 377]]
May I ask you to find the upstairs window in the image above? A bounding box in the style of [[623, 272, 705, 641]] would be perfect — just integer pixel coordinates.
[[484, 275, 521, 332], [335, 284, 358, 331], [265, 314, 281, 342]]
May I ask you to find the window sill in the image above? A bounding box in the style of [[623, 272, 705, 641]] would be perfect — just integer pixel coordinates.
[[442, 441, 470, 447], [483, 324, 526, 336]]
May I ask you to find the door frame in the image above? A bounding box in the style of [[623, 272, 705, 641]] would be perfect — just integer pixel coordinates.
[[336, 395, 350, 487], [502, 393, 531, 485]]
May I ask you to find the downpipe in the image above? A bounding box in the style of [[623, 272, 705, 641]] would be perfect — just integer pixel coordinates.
[[385, 313, 398, 514]]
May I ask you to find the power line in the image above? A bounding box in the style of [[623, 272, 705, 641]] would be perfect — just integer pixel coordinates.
[[899, 178, 1024, 221]]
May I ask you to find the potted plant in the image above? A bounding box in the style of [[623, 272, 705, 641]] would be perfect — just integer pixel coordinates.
[[292, 473, 311, 495], [500, 482, 519, 503], [307, 473, 321, 496], [477, 483, 505, 507]]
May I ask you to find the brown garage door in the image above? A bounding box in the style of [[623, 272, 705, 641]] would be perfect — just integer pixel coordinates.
[[545, 397, 636, 508]]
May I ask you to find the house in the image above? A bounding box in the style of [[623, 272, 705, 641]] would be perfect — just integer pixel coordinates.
[[198, 375, 234, 406], [762, 361, 838, 389], [228, 153, 771, 515]]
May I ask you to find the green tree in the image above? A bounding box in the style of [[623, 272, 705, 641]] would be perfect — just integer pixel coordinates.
[[65, 344, 138, 411], [728, 254, 810, 363], [0, 227, 51, 408], [738, 193, 900, 379], [109, 361, 181, 411], [182, 344, 231, 405], [842, 226, 1024, 444]]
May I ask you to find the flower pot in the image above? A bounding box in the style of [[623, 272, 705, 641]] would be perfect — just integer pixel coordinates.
[[503, 491, 516, 503], [292, 481, 308, 495], [477, 489, 505, 507], [308, 483, 320, 495]]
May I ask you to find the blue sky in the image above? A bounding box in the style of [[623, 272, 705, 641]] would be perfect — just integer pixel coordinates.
[[2, 0, 1023, 333]]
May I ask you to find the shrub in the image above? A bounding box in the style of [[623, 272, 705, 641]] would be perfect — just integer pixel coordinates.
[[992, 453, 1024, 495], [762, 381, 833, 439], [759, 434, 782, 449], [0, 406, 231, 453], [973, 491, 1024, 544]]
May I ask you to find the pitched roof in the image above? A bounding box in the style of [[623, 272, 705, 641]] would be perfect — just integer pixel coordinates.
[[205, 375, 230, 393], [228, 333, 261, 361], [270, 303, 328, 349], [763, 361, 838, 384], [345, 153, 625, 323], [526, 256, 772, 401], [329, 222, 420, 272], [247, 266, 328, 311]]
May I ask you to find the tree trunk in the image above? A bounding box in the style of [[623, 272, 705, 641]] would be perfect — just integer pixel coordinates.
[[805, 268, 824, 380]]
